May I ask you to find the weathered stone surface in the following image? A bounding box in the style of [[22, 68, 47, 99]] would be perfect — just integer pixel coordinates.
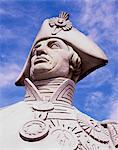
[[0, 12, 117, 150]]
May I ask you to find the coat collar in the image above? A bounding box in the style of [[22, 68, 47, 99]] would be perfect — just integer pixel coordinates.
[[24, 77, 75, 106]]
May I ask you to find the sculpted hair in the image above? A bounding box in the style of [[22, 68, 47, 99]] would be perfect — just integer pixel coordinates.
[[68, 45, 81, 82]]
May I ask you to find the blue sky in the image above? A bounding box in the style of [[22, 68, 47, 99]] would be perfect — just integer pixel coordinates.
[[0, 0, 118, 121]]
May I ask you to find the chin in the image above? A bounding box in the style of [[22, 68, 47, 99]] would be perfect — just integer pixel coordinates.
[[30, 68, 53, 81], [30, 63, 69, 81]]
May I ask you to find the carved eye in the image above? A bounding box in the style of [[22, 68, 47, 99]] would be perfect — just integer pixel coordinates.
[[48, 41, 61, 49], [31, 43, 42, 56]]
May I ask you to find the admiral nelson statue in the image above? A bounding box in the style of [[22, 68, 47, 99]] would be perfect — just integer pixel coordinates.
[[0, 12, 118, 150]]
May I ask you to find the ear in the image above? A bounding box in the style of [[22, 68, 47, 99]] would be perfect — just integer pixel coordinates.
[[67, 45, 81, 82]]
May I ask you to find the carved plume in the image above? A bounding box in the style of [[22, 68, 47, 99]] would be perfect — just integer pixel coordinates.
[[59, 11, 69, 20]]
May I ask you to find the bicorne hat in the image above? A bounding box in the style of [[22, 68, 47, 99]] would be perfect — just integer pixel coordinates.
[[15, 12, 108, 86]]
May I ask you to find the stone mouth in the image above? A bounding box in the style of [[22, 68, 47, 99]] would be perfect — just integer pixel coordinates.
[[34, 57, 49, 64]]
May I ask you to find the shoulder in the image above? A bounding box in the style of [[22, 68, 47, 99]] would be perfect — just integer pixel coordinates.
[[73, 107, 112, 144], [0, 101, 27, 119], [101, 120, 118, 148], [73, 106, 98, 123]]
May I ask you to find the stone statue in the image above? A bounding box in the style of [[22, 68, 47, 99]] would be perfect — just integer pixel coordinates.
[[0, 12, 118, 150]]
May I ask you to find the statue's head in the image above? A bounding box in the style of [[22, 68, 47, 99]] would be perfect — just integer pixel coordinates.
[[30, 38, 81, 82], [15, 12, 108, 86]]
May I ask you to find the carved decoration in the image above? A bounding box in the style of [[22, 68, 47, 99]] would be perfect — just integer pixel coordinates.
[[78, 119, 109, 144], [24, 78, 43, 101], [77, 140, 100, 150], [49, 11, 72, 35], [48, 119, 110, 150], [49, 120, 80, 150], [0, 11, 117, 150], [50, 127, 78, 149], [19, 120, 49, 142], [51, 79, 75, 104], [19, 79, 115, 150], [107, 123, 118, 148]]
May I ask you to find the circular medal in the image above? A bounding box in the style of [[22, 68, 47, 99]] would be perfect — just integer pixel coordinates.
[[50, 127, 78, 150], [32, 101, 54, 111], [19, 120, 49, 142]]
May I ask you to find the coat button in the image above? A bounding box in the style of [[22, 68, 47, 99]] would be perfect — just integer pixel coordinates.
[[32, 101, 54, 111]]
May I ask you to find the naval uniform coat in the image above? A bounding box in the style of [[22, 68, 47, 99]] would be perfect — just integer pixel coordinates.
[[0, 79, 118, 150]]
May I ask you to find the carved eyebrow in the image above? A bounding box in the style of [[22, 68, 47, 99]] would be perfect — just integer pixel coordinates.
[[48, 41, 62, 48], [34, 38, 49, 47], [34, 43, 41, 48]]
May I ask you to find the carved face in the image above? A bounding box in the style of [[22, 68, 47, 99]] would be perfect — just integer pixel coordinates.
[[30, 38, 71, 81]]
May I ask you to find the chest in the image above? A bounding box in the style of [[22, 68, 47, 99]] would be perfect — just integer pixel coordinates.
[[0, 103, 115, 150], [18, 105, 113, 150]]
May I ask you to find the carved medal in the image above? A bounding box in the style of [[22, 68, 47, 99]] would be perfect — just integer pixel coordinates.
[[19, 120, 49, 142], [50, 127, 78, 150], [49, 120, 79, 150]]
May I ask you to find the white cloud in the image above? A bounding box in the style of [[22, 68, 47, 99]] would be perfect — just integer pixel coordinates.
[[75, 0, 118, 120], [74, 0, 117, 89], [83, 77, 118, 120], [109, 101, 118, 120], [0, 63, 21, 88], [84, 91, 105, 112], [79, 0, 118, 48], [108, 77, 118, 120]]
